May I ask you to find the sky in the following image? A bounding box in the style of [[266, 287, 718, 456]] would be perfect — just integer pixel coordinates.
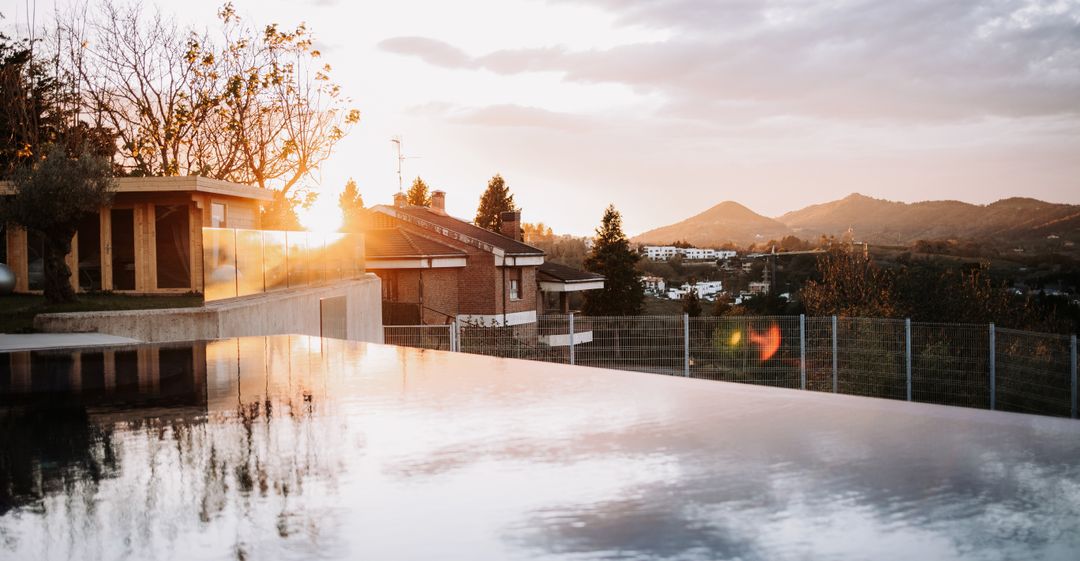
[[3, 0, 1079, 235]]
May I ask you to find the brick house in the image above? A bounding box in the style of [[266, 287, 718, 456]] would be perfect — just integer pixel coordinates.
[[365, 190, 602, 326], [365, 226, 468, 324]]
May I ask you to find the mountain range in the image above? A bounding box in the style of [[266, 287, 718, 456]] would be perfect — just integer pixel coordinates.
[[631, 193, 1080, 248]]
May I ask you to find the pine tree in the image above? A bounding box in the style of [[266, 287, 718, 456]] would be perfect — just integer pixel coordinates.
[[338, 178, 364, 232], [406, 177, 431, 206], [474, 173, 515, 232], [582, 205, 644, 315]]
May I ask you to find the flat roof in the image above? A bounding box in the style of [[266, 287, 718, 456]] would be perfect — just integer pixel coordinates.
[[0, 176, 275, 201], [1, 336, 1078, 560], [538, 261, 605, 283]]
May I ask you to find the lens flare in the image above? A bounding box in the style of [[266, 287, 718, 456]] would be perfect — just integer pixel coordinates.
[[729, 331, 742, 346], [749, 324, 781, 362]]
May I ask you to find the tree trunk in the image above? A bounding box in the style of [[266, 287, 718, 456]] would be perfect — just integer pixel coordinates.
[[43, 230, 77, 304]]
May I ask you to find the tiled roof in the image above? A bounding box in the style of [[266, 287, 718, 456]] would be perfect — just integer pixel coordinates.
[[378, 205, 545, 256], [365, 228, 467, 259], [538, 261, 605, 283]]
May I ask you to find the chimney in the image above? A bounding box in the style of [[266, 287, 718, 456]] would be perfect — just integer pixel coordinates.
[[500, 210, 522, 241], [393, 192, 406, 208], [431, 190, 446, 215]]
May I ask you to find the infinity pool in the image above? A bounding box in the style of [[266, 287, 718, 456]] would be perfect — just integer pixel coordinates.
[[1, 335, 1079, 560]]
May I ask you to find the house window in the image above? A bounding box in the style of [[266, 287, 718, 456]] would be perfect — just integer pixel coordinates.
[[211, 202, 227, 228], [509, 268, 522, 300]]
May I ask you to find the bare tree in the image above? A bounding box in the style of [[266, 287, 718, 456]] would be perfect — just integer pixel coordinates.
[[56, 1, 358, 205]]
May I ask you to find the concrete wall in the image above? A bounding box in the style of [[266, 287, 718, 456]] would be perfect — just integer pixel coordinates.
[[33, 274, 383, 343]]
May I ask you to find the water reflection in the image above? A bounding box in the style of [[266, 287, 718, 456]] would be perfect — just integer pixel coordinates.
[[1, 337, 1079, 560]]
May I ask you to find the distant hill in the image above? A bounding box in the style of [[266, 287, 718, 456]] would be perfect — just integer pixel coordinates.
[[632, 201, 791, 247], [632, 193, 1080, 248], [780, 193, 1080, 245]]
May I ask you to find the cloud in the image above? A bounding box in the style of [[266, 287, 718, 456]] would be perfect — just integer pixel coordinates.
[[406, 102, 594, 131], [451, 104, 593, 131], [377, 36, 473, 68], [379, 0, 1080, 123]]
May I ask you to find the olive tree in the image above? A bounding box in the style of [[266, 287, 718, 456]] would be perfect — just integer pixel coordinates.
[[1, 145, 115, 302]]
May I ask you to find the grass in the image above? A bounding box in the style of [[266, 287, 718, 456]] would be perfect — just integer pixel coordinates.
[[643, 295, 687, 315], [0, 292, 203, 334]]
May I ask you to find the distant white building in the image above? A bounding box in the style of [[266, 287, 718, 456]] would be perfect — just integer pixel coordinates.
[[695, 281, 723, 299], [643, 245, 737, 261], [666, 280, 723, 300], [682, 247, 712, 260], [667, 286, 689, 300], [748, 281, 770, 295], [640, 275, 666, 295], [644, 246, 680, 260]]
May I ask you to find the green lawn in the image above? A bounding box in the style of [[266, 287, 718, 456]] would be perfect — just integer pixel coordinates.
[[0, 293, 203, 333]]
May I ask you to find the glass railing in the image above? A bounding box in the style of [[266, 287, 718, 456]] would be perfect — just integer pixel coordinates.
[[202, 228, 364, 302]]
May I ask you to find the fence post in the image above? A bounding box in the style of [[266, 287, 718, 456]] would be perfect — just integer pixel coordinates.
[[989, 323, 996, 411], [831, 315, 838, 393], [799, 314, 806, 390], [451, 320, 460, 353], [1071, 334, 1076, 420], [569, 313, 575, 366], [683, 313, 690, 377], [905, 318, 912, 402]]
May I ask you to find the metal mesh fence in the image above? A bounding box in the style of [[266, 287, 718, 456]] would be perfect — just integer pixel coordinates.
[[804, 316, 836, 393], [458, 315, 571, 364], [383, 325, 452, 351], [835, 317, 906, 400], [910, 322, 990, 409], [688, 316, 802, 388], [996, 328, 1073, 417], [576, 316, 684, 376], [383, 315, 1078, 420]]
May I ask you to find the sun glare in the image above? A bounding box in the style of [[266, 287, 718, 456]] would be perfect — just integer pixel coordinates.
[[298, 197, 344, 234]]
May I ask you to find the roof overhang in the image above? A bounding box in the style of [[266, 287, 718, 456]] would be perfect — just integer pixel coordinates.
[[498, 255, 544, 267], [538, 280, 605, 292], [0, 176, 275, 201], [367, 256, 467, 269]]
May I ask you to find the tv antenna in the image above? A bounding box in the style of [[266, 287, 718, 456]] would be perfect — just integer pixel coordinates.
[[390, 136, 422, 192]]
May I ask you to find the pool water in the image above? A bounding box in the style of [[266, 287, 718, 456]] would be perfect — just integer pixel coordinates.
[[1, 335, 1079, 560]]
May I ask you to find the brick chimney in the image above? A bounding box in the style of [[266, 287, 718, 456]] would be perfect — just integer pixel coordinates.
[[393, 192, 406, 208], [431, 190, 446, 215], [500, 210, 522, 241]]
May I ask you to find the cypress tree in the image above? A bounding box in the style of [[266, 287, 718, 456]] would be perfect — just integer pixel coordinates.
[[406, 177, 431, 206], [582, 205, 644, 315], [338, 178, 364, 232], [474, 173, 515, 232]]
